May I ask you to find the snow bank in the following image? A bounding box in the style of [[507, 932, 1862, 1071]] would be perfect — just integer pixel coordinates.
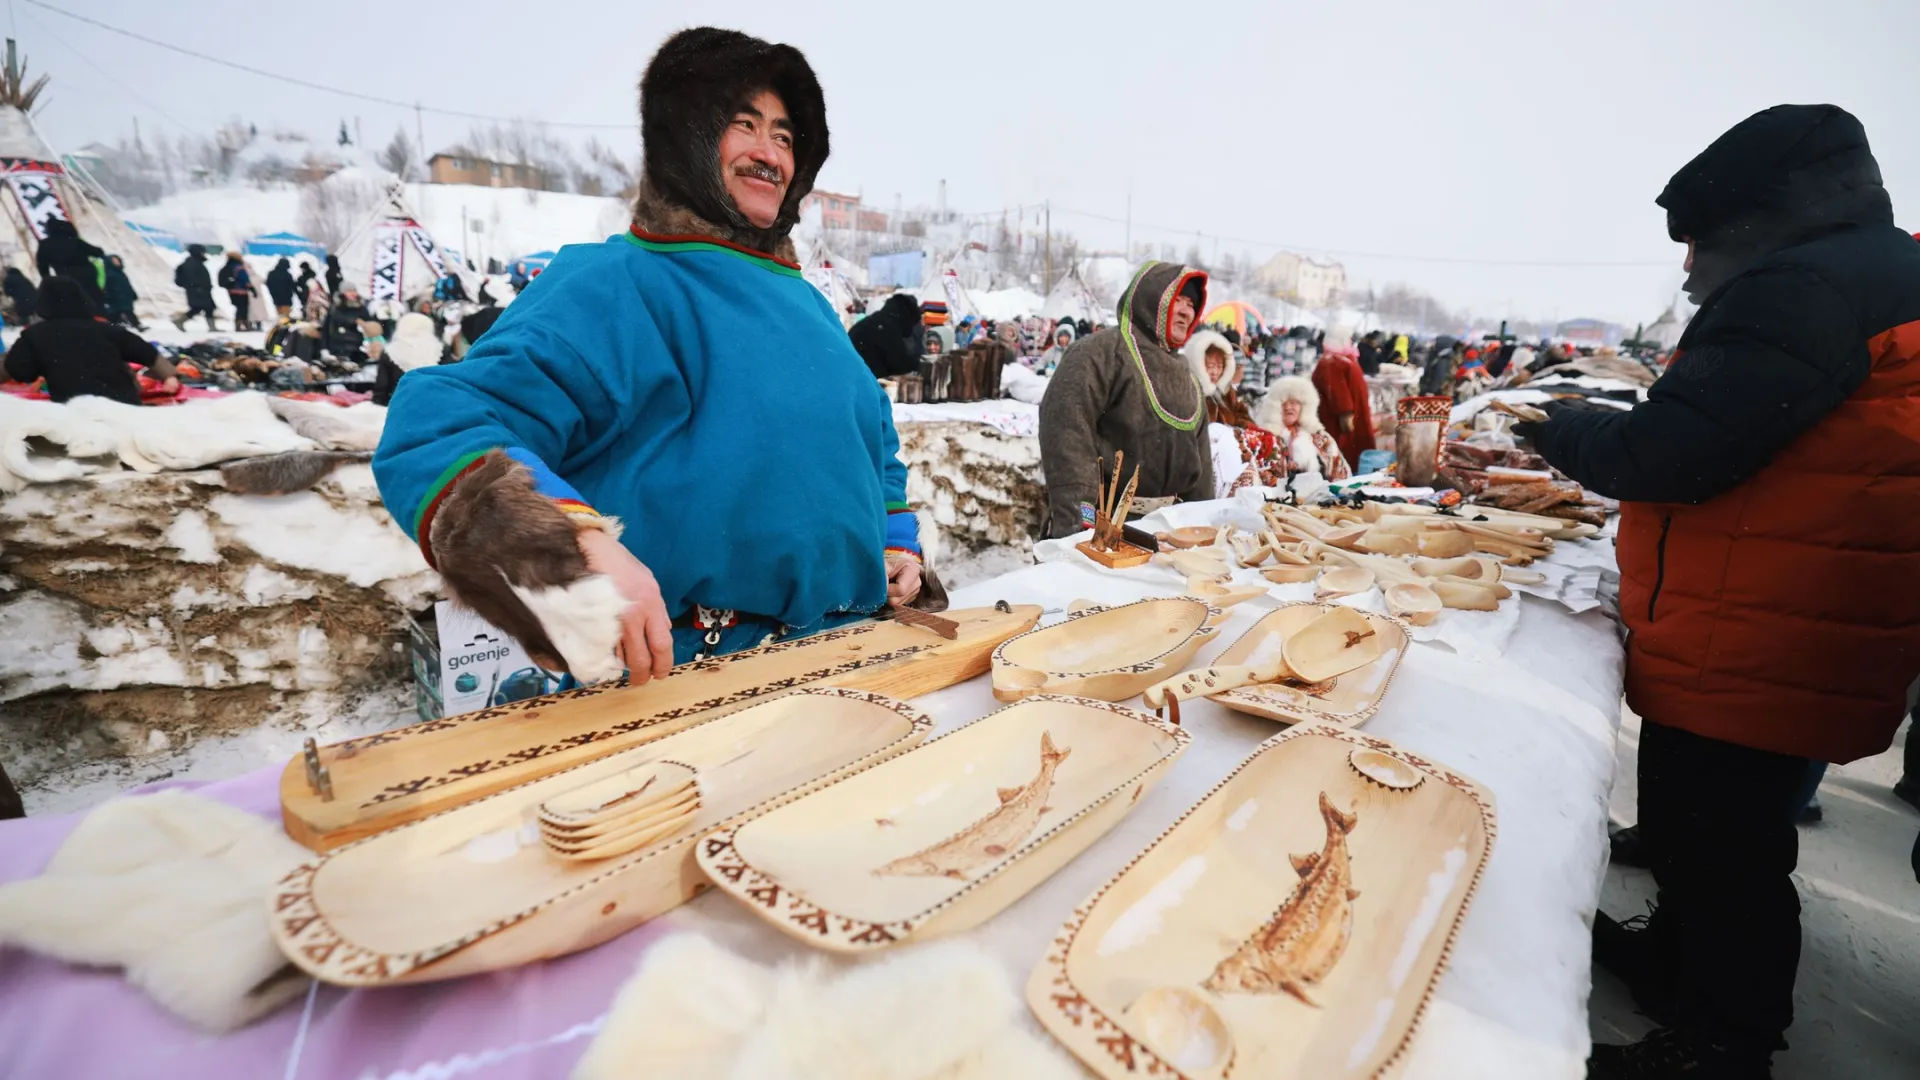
[[0, 465, 437, 791], [895, 420, 1046, 557]]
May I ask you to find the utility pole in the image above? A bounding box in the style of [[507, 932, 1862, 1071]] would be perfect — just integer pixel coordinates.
[[1043, 200, 1052, 297], [1125, 179, 1132, 257]]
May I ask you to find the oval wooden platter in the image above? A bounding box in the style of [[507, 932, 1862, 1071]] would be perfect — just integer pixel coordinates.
[[281, 604, 1041, 852], [697, 695, 1190, 953], [268, 688, 934, 987], [1205, 604, 1409, 728], [991, 598, 1223, 702], [1028, 724, 1496, 1080]]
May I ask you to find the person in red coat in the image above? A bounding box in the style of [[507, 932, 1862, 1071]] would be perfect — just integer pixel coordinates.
[[1310, 335, 1373, 470], [1523, 105, 1920, 1078]]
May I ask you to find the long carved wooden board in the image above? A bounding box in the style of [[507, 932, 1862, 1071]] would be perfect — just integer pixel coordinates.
[[281, 604, 1041, 851]]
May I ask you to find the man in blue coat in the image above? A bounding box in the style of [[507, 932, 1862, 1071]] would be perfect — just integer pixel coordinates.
[[373, 27, 924, 685]]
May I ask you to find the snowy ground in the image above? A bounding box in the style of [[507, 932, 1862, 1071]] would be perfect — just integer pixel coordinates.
[[1590, 709, 1920, 1076]]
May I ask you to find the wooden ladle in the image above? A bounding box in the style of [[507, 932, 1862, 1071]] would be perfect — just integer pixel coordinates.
[[1142, 607, 1384, 707]]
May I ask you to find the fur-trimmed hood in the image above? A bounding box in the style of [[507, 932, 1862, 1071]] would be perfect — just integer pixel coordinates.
[[1183, 327, 1237, 397], [1117, 260, 1208, 352], [1255, 374, 1326, 435], [632, 27, 829, 262]]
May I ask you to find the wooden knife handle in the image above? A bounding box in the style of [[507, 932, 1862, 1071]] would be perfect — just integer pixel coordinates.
[[1143, 662, 1286, 708]]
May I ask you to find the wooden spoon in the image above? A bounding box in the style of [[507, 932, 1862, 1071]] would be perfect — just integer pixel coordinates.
[[1142, 607, 1384, 706]]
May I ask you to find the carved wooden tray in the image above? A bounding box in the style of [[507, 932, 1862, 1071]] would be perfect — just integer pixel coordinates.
[[698, 696, 1190, 952], [991, 598, 1223, 703], [282, 604, 1041, 851], [1029, 724, 1495, 1080], [269, 688, 934, 987], [1207, 604, 1410, 728]]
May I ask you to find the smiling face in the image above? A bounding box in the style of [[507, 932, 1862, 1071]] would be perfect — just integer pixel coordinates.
[[1282, 399, 1303, 427], [718, 89, 795, 230]]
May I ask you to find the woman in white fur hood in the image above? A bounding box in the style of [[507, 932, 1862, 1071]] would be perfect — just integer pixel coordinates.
[[1255, 374, 1352, 481]]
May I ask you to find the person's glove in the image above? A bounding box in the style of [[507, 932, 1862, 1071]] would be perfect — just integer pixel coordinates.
[[1510, 399, 1570, 443]]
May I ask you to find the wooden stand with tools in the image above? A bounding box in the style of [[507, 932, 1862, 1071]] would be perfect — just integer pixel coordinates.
[[1078, 451, 1153, 569]]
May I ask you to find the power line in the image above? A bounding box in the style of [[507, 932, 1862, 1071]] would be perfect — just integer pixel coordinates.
[[1049, 204, 1673, 270], [22, 0, 637, 131], [23, 7, 196, 135]]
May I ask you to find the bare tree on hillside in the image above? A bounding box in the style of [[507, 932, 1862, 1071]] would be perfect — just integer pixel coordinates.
[[378, 128, 416, 180], [298, 173, 385, 251]]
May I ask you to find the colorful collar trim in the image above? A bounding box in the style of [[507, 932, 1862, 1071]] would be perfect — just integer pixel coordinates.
[[1118, 263, 1204, 432], [625, 227, 802, 276]]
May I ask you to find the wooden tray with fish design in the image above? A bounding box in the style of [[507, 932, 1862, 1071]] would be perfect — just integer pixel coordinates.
[[991, 598, 1224, 703], [281, 604, 1040, 851], [1028, 724, 1495, 1080], [1206, 604, 1410, 728], [698, 696, 1190, 952], [269, 688, 933, 986]]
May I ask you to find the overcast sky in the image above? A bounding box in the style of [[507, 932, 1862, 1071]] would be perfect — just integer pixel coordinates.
[[17, 0, 1920, 324]]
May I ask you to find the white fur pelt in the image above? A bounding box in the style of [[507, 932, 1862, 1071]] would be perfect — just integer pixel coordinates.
[[509, 572, 632, 684], [63, 394, 315, 472], [572, 935, 1081, 1080], [267, 397, 388, 451], [1000, 362, 1048, 406], [0, 394, 122, 492], [386, 312, 443, 372], [1182, 328, 1237, 396], [0, 791, 313, 1032], [1255, 374, 1327, 436]]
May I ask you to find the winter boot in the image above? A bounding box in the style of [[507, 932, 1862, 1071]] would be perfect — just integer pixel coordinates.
[[171, 312, 188, 331], [1587, 1028, 1773, 1079], [1594, 908, 1678, 1027], [1609, 823, 1652, 869], [1894, 775, 1920, 813]]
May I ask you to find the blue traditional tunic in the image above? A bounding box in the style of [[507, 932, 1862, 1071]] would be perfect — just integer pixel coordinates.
[[373, 228, 920, 661]]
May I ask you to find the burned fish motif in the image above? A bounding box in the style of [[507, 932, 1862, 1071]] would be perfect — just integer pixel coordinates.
[[873, 731, 1071, 881], [1204, 791, 1361, 1005]]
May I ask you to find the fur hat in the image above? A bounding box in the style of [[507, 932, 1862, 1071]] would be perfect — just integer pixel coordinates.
[[386, 312, 442, 371], [1255, 374, 1325, 435], [1182, 327, 1238, 396], [635, 28, 829, 253], [1050, 322, 1074, 345]]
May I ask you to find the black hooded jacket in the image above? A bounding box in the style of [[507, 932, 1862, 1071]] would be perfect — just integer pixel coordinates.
[[631, 27, 829, 258], [4, 277, 158, 405], [266, 259, 296, 306], [848, 293, 923, 377], [35, 219, 103, 289], [1534, 104, 1920, 504], [177, 246, 214, 304], [3, 267, 35, 322]]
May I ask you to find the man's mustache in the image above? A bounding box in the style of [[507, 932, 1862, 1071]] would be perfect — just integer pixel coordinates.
[[734, 162, 784, 185]]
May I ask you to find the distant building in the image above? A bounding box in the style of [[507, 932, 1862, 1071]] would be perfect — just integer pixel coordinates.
[[801, 189, 889, 232], [1555, 317, 1624, 346], [1255, 251, 1347, 308], [427, 153, 549, 191]]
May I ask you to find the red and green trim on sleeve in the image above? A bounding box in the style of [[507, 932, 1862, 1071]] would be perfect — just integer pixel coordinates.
[[886, 501, 922, 563], [410, 446, 609, 570]]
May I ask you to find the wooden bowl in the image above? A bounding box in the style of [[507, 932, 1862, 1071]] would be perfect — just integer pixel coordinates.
[[268, 688, 935, 987], [1315, 566, 1375, 599], [697, 696, 1189, 952], [1205, 604, 1409, 727], [1261, 564, 1320, 585], [1384, 582, 1443, 626], [992, 598, 1221, 702], [1027, 724, 1496, 1079]]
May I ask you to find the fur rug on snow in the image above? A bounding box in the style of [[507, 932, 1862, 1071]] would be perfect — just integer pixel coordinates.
[[0, 790, 313, 1032], [0, 393, 122, 492], [62, 394, 315, 472], [267, 397, 387, 452], [572, 934, 1081, 1080]]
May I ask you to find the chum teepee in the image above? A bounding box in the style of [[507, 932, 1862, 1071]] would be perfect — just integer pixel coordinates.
[[1038, 263, 1102, 325], [0, 45, 176, 316], [335, 179, 472, 307]]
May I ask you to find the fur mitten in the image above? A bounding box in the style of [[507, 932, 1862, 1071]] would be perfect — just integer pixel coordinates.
[[430, 450, 628, 682], [572, 934, 1081, 1080], [0, 791, 312, 1032]]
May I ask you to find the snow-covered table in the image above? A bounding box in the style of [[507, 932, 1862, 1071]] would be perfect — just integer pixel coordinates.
[[0, 546, 1623, 1079]]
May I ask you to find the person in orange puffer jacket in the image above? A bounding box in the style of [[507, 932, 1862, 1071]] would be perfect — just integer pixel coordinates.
[[1521, 104, 1920, 1079]]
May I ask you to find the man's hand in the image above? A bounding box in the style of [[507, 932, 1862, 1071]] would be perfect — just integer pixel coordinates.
[[160, 376, 181, 395], [1339, 413, 1355, 433], [578, 527, 673, 684], [886, 556, 923, 608]]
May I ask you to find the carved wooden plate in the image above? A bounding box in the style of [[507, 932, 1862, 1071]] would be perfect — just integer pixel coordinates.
[[992, 598, 1223, 703], [268, 688, 933, 986], [698, 696, 1189, 952], [1207, 604, 1409, 728], [1028, 724, 1496, 1080]]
